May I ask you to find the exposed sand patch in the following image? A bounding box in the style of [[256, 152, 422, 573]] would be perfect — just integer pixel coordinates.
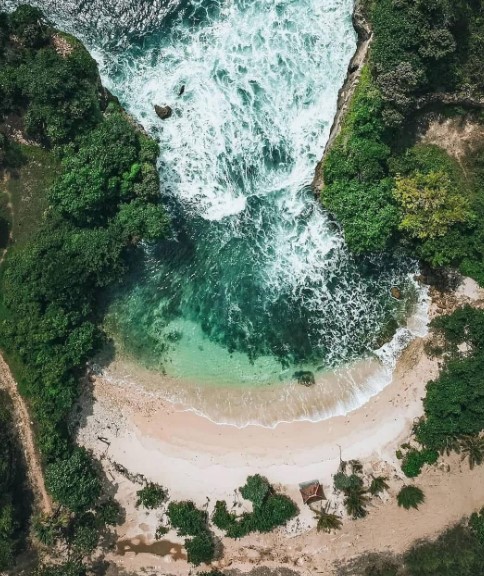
[[52, 33, 74, 57], [75, 279, 484, 574], [422, 116, 484, 171]]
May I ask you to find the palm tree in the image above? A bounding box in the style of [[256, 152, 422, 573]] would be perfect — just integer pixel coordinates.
[[349, 459, 363, 474], [344, 488, 368, 519], [314, 508, 343, 533], [397, 485, 425, 510], [439, 434, 460, 457], [369, 475, 389, 496], [460, 435, 484, 469]]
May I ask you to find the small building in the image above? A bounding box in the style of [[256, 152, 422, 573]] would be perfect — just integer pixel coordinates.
[[299, 480, 325, 506]]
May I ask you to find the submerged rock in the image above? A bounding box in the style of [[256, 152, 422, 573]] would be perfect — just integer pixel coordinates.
[[294, 371, 316, 387], [390, 286, 402, 300], [154, 104, 173, 120]]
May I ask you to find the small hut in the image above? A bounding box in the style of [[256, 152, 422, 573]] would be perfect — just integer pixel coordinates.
[[299, 480, 325, 506]]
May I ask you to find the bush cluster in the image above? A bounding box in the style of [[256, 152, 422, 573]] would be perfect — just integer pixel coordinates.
[[136, 483, 168, 509], [414, 307, 484, 453], [166, 501, 215, 566], [212, 475, 298, 538], [400, 448, 439, 478]]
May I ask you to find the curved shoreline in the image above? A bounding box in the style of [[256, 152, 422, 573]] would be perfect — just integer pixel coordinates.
[[95, 274, 429, 429], [76, 279, 484, 575]]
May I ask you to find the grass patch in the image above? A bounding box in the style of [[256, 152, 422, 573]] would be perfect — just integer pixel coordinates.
[[3, 145, 58, 248]]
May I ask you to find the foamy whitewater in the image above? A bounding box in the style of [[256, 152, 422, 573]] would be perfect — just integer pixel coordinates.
[[6, 0, 429, 425]]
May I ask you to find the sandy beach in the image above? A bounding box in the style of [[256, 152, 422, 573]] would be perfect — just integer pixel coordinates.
[[76, 278, 484, 575], [73, 281, 484, 574]]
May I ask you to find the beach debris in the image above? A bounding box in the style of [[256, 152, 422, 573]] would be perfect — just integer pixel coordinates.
[[154, 104, 173, 120]]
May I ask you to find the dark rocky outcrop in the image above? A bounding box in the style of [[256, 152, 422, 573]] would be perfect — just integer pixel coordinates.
[[390, 286, 402, 300], [154, 104, 173, 120], [294, 371, 316, 387]]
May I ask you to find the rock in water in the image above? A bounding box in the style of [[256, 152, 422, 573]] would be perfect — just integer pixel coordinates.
[[294, 371, 316, 387], [390, 286, 402, 300], [154, 105, 173, 120]]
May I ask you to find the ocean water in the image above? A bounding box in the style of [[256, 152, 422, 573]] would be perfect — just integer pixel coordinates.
[[5, 0, 429, 420]]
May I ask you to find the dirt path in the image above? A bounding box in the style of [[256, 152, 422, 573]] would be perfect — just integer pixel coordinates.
[[0, 172, 13, 265], [0, 350, 52, 515], [0, 169, 52, 514]]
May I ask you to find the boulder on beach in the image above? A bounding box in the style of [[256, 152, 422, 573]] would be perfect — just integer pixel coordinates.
[[154, 104, 173, 120]]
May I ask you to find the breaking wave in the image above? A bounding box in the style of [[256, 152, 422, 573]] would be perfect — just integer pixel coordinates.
[[6, 0, 429, 422]]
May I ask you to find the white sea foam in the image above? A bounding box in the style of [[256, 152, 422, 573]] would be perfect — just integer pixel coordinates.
[[6, 0, 432, 425]]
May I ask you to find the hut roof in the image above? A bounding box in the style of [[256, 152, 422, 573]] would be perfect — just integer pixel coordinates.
[[299, 480, 325, 505]]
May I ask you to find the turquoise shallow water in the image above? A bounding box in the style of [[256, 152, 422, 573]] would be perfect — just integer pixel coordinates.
[[6, 0, 424, 393]]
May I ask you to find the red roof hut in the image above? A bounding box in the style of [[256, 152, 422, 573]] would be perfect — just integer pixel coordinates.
[[299, 480, 325, 506]]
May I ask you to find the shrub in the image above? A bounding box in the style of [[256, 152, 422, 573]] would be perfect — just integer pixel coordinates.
[[136, 483, 167, 509], [96, 498, 122, 526], [45, 448, 101, 513], [397, 486, 425, 510], [393, 170, 472, 240], [401, 449, 439, 478], [184, 532, 216, 566], [167, 501, 208, 537], [212, 501, 237, 531], [239, 475, 270, 509], [213, 477, 298, 538], [250, 493, 298, 533]]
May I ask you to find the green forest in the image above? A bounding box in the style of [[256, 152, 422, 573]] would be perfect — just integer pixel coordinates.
[[321, 0, 484, 279], [0, 6, 169, 574]]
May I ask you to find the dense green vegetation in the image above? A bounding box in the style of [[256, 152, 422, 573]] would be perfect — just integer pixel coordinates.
[[417, 307, 484, 447], [0, 6, 169, 573], [136, 483, 168, 509], [0, 5, 168, 465], [395, 306, 484, 476], [211, 475, 298, 538], [0, 391, 31, 571], [166, 501, 216, 565], [338, 520, 484, 576], [321, 0, 484, 283]]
